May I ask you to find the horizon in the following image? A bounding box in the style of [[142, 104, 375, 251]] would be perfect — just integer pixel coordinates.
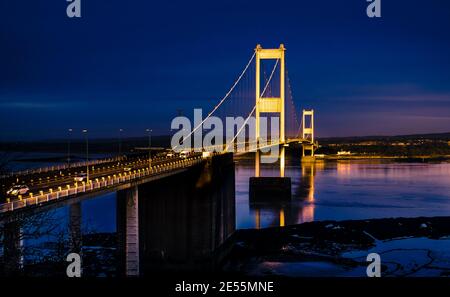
[[1, 130, 450, 144]]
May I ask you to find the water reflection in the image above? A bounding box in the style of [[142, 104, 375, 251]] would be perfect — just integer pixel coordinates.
[[236, 156, 450, 229], [239, 155, 322, 229]]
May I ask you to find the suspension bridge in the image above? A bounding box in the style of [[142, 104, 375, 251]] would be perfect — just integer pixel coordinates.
[[0, 44, 317, 215], [175, 44, 317, 176]]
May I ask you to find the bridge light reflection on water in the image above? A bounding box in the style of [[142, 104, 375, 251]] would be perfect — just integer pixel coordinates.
[[236, 156, 450, 229]]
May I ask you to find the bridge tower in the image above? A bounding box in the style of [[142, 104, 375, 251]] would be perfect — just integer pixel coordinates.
[[302, 109, 315, 161], [254, 44, 286, 177]]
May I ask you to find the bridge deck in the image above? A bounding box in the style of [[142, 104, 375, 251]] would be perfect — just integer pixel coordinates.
[[0, 156, 204, 216]]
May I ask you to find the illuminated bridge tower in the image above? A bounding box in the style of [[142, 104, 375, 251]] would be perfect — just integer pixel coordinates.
[[302, 109, 316, 162], [255, 44, 286, 177]]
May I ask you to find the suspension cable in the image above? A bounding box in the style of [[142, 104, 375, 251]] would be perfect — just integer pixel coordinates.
[[176, 52, 256, 149], [286, 70, 301, 137], [296, 115, 303, 138], [225, 59, 280, 151]]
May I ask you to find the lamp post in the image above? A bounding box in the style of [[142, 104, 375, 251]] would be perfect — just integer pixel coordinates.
[[67, 128, 73, 168], [146, 129, 152, 169], [118, 128, 123, 161], [83, 129, 89, 182]]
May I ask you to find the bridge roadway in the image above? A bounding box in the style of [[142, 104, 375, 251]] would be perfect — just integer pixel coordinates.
[[202, 138, 316, 155], [0, 154, 180, 200], [0, 156, 154, 195], [0, 153, 205, 216]]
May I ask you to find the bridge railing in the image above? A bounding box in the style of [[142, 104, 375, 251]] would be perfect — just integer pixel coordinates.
[[0, 156, 204, 214], [0, 155, 127, 179]]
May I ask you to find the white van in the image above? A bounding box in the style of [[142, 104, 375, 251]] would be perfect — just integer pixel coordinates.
[[179, 151, 189, 159]]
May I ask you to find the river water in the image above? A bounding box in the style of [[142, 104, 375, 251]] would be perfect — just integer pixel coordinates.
[[235, 157, 450, 229]]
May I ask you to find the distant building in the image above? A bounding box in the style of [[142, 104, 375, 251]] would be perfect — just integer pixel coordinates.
[[359, 141, 379, 146], [392, 142, 406, 146], [337, 151, 352, 155]]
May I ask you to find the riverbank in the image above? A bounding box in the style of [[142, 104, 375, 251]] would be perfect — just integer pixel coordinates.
[[218, 217, 450, 277], [317, 154, 450, 162]]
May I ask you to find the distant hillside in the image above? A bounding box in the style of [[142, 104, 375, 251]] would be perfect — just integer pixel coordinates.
[[1, 132, 449, 154], [0, 135, 172, 154], [318, 132, 450, 143], [316, 132, 450, 157]]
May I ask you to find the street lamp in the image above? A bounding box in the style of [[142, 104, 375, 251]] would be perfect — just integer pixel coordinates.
[[83, 129, 89, 182], [146, 129, 152, 169], [118, 128, 123, 160], [67, 128, 73, 168]]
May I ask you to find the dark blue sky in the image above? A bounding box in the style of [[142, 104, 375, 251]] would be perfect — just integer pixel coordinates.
[[1, 0, 450, 140]]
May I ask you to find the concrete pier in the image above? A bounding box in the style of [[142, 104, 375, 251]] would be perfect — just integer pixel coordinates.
[[117, 185, 140, 276], [138, 153, 235, 273], [249, 177, 291, 202], [301, 155, 316, 163]]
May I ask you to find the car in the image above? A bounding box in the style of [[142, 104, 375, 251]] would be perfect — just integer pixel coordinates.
[[123, 167, 132, 172], [166, 152, 174, 158], [6, 185, 30, 196], [74, 173, 88, 182], [179, 151, 190, 159]]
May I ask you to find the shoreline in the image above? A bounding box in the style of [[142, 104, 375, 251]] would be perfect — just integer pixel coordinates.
[[317, 155, 450, 162], [217, 216, 450, 277]]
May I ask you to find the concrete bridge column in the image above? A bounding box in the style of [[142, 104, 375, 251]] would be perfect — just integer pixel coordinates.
[[117, 185, 140, 276], [280, 146, 285, 178], [69, 202, 82, 254], [255, 150, 260, 177], [2, 221, 23, 275]]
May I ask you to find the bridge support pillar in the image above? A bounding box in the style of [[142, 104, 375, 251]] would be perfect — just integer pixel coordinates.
[[253, 44, 289, 180], [255, 150, 260, 177], [280, 146, 285, 177], [2, 221, 23, 275], [252, 143, 290, 199], [69, 202, 82, 254], [302, 143, 316, 163], [301, 109, 316, 162], [117, 185, 140, 276]]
